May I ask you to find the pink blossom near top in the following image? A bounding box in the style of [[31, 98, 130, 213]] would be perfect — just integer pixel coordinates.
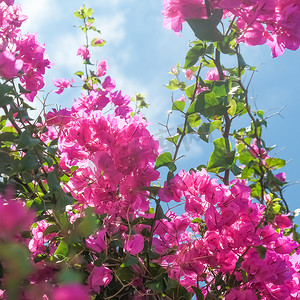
[[53, 78, 75, 94], [124, 234, 144, 255], [77, 45, 90, 60], [52, 284, 89, 300], [162, 0, 300, 57], [88, 266, 113, 293], [206, 68, 226, 81], [184, 69, 194, 80], [0, 50, 23, 79], [162, 0, 207, 35], [97, 60, 108, 77]]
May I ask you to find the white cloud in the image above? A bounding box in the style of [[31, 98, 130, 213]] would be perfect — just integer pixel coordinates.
[[96, 12, 126, 46], [18, 0, 61, 33]]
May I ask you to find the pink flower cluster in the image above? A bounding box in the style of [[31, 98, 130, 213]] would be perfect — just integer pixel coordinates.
[[162, 0, 300, 57], [155, 169, 300, 298], [0, 1, 51, 100], [46, 62, 160, 218]]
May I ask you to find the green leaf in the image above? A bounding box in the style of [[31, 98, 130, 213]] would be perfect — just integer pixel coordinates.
[[192, 286, 205, 300], [166, 133, 180, 145], [19, 151, 40, 171], [54, 240, 69, 257], [227, 99, 237, 116], [43, 224, 60, 237], [237, 53, 248, 70], [172, 100, 185, 112], [121, 254, 139, 267], [116, 267, 134, 281], [18, 130, 40, 148], [255, 245, 267, 260], [187, 91, 228, 119], [186, 9, 223, 42], [207, 137, 235, 172], [197, 120, 221, 143], [76, 207, 98, 237], [185, 83, 197, 98], [155, 152, 176, 172], [265, 158, 285, 170], [145, 274, 167, 292], [209, 120, 222, 133], [57, 269, 82, 284], [18, 83, 31, 94], [47, 171, 61, 192], [0, 96, 13, 107], [165, 79, 181, 90], [198, 123, 210, 143], [183, 42, 206, 69], [188, 113, 201, 128], [74, 71, 84, 77], [211, 80, 230, 97], [156, 204, 170, 220]]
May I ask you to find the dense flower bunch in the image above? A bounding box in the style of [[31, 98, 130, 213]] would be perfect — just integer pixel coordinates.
[[0, 0, 51, 100], [162, 0, 300, 57], [156, 170, 300, 298], [46, 62, 160, 218]]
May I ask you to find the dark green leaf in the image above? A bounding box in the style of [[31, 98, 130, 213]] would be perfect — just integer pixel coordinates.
[[121, 254, 139, 267], [198, 123, 210, 143], [255, 245, 267, 260], [183, 42, 206, 69], [186, 9, 223, 42], [207, 137, 235, 172], [192, 286, 204, 300], [18, 130, 40, 148], [43, 224, 60, 237], [145, 274, 167, 292], [19, 151, 40, 171], [116, 267, 134, 281], [155, 152, 176, 172]]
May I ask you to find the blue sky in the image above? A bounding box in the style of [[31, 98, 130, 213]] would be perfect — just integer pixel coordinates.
[[18, 0, 300, 217]]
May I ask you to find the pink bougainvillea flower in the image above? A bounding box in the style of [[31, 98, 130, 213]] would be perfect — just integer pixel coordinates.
[[77, 45, 90, 60], [275, 172, 286, 182], [124, 234, 144, 255], [86, 229, 107, 253], [53, 78, 75, 94], [162, 0, 207, 35], [93, 38, 104, 45], [274, 214, 292, 229], [88, 266, 113, 293], [184, 69, 194, 80], [97, 60, 108, 77], [0, 50, 23, 79], [52, 284, 89, 300], [0, 194, 34, 239], [206, 68, 226, 81]]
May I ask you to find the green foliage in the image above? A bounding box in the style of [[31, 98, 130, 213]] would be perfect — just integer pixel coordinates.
[[207, 137, 235, 173], [186, 9, 223, 42]]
